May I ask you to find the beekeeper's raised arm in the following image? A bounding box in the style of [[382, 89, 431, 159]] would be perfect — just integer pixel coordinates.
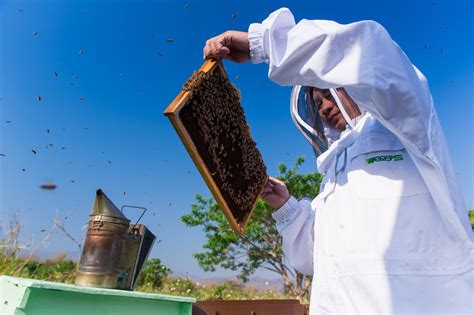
[[205, 8, 430, 154], [203, 7, 472, 241]]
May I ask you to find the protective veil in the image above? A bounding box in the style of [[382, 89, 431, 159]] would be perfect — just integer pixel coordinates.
[[290, 85, 357, 159], [248, 8, 474, 314]]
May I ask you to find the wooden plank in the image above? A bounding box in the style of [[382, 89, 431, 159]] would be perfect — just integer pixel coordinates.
[[193, 300, 309, 315], [164, 59, 267, 234]]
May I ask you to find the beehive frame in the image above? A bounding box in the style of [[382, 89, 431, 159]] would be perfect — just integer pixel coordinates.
[[164, 59, 267, 234]]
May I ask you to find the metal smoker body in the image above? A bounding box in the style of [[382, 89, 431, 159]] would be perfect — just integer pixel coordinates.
[[75, 189, 156, 290]]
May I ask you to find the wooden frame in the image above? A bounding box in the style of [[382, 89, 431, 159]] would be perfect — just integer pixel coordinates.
[[164, 59, 266, 234]]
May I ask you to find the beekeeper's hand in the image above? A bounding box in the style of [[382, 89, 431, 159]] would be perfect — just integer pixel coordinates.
[[260, 177, 290, 209], [203, 31, 250, 63]]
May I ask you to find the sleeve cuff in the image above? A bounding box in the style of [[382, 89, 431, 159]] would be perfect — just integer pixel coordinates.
[[248, 23, 268, 64], [272, 196, 299, 222]]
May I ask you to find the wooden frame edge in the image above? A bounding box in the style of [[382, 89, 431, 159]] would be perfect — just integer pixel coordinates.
[[163, 59, 266, 234]]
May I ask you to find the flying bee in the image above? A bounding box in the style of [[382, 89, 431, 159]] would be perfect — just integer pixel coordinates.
[[40, 183, 57, 190]]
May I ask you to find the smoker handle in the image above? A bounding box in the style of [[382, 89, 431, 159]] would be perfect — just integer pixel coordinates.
[[120, 205, 147, 231]]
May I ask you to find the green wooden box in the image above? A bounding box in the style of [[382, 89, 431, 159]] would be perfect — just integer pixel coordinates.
[[0, 276, 195, 315]]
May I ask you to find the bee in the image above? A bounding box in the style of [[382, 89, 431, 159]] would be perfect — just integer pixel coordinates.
[[40, 184, 57, 190]]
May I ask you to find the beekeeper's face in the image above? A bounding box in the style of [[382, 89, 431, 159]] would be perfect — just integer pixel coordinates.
[[312, 88, 347, 131], [311, 87, 362, 131]]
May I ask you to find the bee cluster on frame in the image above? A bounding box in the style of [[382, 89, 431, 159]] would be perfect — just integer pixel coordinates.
[[179, 68, 267, 223]]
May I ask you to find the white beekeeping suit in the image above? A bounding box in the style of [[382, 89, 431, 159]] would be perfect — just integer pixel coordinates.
[[248, 8, 474, 314]]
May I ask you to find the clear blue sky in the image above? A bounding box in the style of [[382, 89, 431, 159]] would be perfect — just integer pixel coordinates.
[[1, 0, 473, 279]]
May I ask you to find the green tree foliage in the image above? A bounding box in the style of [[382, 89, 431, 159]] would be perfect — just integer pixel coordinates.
[[137, 258, 171, 290], [24, 255, 77, 283], [469, 210, 474, 229], [181, 157, 322, 299]]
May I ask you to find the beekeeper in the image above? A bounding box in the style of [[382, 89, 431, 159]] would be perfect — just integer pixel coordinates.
[[203, 7, 473, 314]]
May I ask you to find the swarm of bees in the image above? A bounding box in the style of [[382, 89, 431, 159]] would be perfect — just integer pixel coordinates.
[[179, 69, 267, 222]]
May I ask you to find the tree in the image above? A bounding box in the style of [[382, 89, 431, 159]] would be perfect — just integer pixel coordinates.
[[137, 258, 171, 290], [469, 210, 474, 230], [181, 157, 322, 299]]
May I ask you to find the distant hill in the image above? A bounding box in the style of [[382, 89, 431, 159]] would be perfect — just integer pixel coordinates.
[[173, 273, 284, 292]]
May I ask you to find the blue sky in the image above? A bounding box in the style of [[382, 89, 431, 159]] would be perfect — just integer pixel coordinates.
[[1, 0, 473, 279]]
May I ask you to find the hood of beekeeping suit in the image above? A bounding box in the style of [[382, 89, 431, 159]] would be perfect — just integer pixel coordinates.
[[91, 189, 128, 219]]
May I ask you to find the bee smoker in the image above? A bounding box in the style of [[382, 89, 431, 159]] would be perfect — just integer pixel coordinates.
[[75, 189, 156, 290]]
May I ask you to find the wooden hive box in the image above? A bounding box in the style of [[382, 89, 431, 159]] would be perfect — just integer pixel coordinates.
[[164, 59, 267, 234], [193, 300, 309, 315]]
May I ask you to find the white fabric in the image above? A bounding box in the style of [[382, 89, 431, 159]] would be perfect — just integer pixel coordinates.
[[249, 8, 474, 314], [323, 120, 340, 147]]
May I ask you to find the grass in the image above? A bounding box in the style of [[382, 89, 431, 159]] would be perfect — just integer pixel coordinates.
[[0, 248, 289, 301], [2, 211, 472, 302], [0, 215, 292, 301]]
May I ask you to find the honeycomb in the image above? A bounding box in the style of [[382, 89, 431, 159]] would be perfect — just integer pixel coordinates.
[[179, 68, 267, 224]]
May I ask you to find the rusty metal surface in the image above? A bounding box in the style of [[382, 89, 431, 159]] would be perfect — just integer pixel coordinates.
[[130, 225, 156, 288], [116, 227, 142, 289], [75, 217, 129, 288], [91, 189, 128, 219], [193, 300, 309, 315], [116, 224, 156, 290], [75, 190, 155, 290]]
